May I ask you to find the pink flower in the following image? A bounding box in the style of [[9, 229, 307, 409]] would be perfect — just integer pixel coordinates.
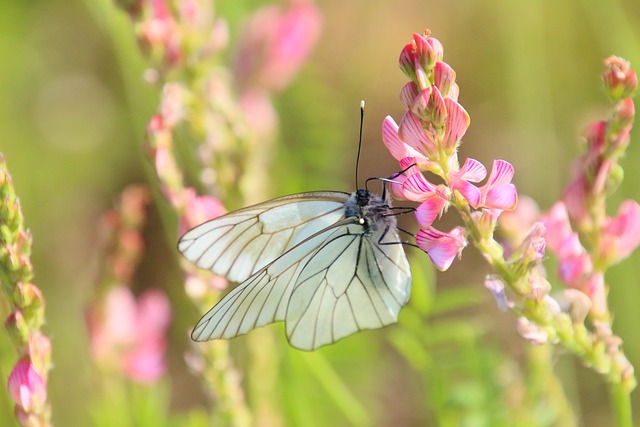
[[498, 195, 540, 246], [541, 202, 573, 252], [8, 360, 46, 412], [234, 1, 322, 92], [179, 187, 226, 234], [416, 226, 467, 271], [448, 157, 486, 208], [399, 172, 449, 227], [479, 160, 518, 210], [601, 200, 640, 263], [87, 286, 172, 383]]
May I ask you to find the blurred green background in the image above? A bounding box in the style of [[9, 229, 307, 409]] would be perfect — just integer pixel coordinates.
[[1, 0, 640, 426]]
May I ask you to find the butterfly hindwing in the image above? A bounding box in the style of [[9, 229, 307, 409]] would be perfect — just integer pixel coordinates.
[[285, 224, 412, 350], [178, 192, 350, 282]]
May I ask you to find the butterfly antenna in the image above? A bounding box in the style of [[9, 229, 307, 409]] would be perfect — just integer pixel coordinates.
[[355, 100, 365, 191]]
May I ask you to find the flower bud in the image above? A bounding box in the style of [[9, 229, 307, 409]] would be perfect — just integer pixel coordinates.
[[602, 56, 637, 101], [434, 61, 455, 98]]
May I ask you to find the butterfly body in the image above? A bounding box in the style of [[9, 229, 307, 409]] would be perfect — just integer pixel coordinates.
[[179, 189, 412, 350]]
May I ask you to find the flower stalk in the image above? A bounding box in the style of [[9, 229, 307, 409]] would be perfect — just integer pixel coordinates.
[[384, 30, 638, 424], [0, 155, 52, 427]]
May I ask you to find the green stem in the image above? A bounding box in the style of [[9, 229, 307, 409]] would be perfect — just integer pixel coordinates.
[[610, 380, 633, 427]]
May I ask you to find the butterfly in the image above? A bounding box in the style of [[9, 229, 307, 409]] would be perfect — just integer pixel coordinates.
[[178, 186, 413, 350], [178, 102, 413, 350]]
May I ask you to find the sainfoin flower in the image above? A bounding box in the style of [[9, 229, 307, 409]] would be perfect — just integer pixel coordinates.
[[416, 226, 467, 271], [8, 360, 47, 412], [87, 286, 172, 383], [383, 30, 517, 271]]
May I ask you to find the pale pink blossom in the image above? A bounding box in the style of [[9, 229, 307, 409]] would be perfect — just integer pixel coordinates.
[[540, 202, 573, 252], [8, 360, 46, 412], [235, 1, 322, 92], [563, 176, 588, 223], [416, 226, 467, 271], [479, 160, 517, 211], [87, 286, 172, 383], [179, 187, 226, 233], [448, 157, 486, 208], [601, 200, 640, 263], [498, 195, 540, 246], [433, 61, 456, 97]]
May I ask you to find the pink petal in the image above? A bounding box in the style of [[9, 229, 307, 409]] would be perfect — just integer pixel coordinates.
[[382, 116, 428, 163], [457, 157, 487, 182], [415, 197, 447, 228], [442, 98, 470, 150], [484, 183, 518, 210], [563, 177, 588, 223], [452, 180, 481, 208], [485, 159, 514, 188], [8, 360, 46, 412], [399, 111, 436, 154], [416, 226, 466, 271], [402, 172, 436, 202], [558, 252, 592, 286], [400, 82, 419, 110], [434, 61, 455, 97], [136, 289, 172, 341], [540, 202, 573, 252], [603, 200, 640, 260]]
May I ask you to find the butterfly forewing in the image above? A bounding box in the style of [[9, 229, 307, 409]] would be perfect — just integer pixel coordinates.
[[178, 192, 350, 282]]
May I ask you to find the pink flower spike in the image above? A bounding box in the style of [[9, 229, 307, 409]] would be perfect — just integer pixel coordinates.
[[441, 98, 470, 151], [8, 360, 46, 412], [602, 200, 640, 263], [415, 197, 448, 228], [480, 160, 517, 210], [381, 116, 429, 164], [416, 226, 467, 271]]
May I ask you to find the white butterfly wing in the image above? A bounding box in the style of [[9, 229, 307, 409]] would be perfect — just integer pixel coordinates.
[[286, 224, 412, 350], [191, 220, 412, 351], [178, 192, 350, 282], [190, 219, 358, 343]]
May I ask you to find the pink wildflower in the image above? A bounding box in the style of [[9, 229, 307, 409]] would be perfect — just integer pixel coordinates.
[[8, 360, 46, 412], [601, 200, 640, 264], [234, 1, 322, 92], [479, 160, 518, 211], [448, 157, 486, 208], [87, 286, 171, 383], [416, 226, 467, 271], [178, 187, 226, 234]]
